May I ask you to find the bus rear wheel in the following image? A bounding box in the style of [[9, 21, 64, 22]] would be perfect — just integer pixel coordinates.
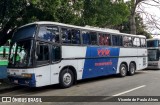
[[119, 63, 127, 77], [59, 68, 74, 88], [128, 63, 136, 76]]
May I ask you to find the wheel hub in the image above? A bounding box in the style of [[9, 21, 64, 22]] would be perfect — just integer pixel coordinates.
[[121, 67, 126, 75], [63, 73, 72, 85]]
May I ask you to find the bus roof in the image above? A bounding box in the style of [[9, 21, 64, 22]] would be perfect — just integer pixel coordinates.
[[147, 38, 160, 41], [19, 21, 146, 38]]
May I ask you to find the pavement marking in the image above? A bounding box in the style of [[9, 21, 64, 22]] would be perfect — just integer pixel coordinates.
[[112, 85, 146, 96]]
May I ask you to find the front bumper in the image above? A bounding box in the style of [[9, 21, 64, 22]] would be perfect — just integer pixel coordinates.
[[8, 74, 36, 87]]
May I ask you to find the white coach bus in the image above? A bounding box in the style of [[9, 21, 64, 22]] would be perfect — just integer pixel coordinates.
[[147, 38, 160, 69], [7, 21, 147, 88]]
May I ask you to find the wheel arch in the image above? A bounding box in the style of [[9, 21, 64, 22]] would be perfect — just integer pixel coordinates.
[[129, 61, 136, 71], [120, 62, 128, 71], [119, 62, 128, 77], [59, 65, 77, 84]]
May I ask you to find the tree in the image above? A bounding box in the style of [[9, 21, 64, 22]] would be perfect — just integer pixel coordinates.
[[0, 0, 130, 46], [120, 13, 152, 38], [0, 0, 40, 46], [127, 0, 160, 35], [82, 0, 129, 28], [0, 0, 84, 46]]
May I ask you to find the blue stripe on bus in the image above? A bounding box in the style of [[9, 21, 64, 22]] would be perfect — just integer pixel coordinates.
[[0, 66, 7, 79], [82, 47, 120, 79]]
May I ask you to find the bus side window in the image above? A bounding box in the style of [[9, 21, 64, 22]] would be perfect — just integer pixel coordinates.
[[61, 28, 81, 44], [112, 35, 122, 46], [104, 34, 110, 46], [99, 33, 104, 45], [38, 26, 59, 43], [36, 43, 49, 62], [52, 27, 59, 43], [71, 29, 81, 44], [133, 37, 141, 47], [82, 31, 97, 45], [99, 33, 110, 46], [61, 28, 71, 44], [123, 36, 132, 47], [141, 38, 146, 47], [82, 31, 90, 44], [90, 32, 97, 45]]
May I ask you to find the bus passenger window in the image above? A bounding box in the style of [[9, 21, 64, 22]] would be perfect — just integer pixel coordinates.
[[112, 35, 122, 46], [82, 31, 97, 45], [71, 29, 80, 44], [61, 28, 71, 44], [133, 37, 141, 47], [52, 27, 59, 43], [90, 32, 97, 45], [38, 26, 59, 43], [141, 38, 146, 47], [99, 33, 104, 45], [61, 28, 80, 44], [36, 43, 49, 61], [123, 36, 132, 47], [82, 31, 90, 44], [99, 33, 110, 46]]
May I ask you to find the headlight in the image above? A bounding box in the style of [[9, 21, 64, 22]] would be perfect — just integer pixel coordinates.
[[21, 73, 32, 78]]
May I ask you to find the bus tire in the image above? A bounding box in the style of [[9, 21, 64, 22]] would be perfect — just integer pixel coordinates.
[[59, 68, 74, 88], [128, 62, 136, 76], [119, 63, 127, 77]]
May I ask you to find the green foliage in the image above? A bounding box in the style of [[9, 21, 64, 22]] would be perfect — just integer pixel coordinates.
[[0, 0, 150, 46], [82, 0, 129, 27], [0, 0, 29, 45]]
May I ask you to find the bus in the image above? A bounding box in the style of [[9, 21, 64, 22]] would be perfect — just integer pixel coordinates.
[[147, 38, 160, 69], [7, 21, 147, 88], [0, 40, 10, 79]]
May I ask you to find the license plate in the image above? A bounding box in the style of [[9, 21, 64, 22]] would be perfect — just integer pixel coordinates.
[[14, 80, 18, 84]]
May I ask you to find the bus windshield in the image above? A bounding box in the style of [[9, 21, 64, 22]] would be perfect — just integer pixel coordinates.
[[148, 49, 159, 61], [12, 25, 36, 43], [147, 40, 159, 47], [8, 40, 33, 68]]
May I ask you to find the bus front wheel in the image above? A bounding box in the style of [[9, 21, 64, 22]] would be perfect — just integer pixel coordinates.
[[128, 62, 136, 76], [59, 68, 74, 88], [119, 63, 127, 77]]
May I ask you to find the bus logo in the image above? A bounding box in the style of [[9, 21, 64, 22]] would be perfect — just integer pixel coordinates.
[[2, 97, 11, 102], [97, 49, 110, 56]]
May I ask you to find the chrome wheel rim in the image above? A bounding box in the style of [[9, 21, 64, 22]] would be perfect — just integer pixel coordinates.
[[130, 64, 135, 74], [63, 73, 72, 86], [121, 66, 126, 76]]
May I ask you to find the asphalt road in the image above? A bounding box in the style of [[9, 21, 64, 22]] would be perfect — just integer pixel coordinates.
[[0, 69, 160, 105]]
